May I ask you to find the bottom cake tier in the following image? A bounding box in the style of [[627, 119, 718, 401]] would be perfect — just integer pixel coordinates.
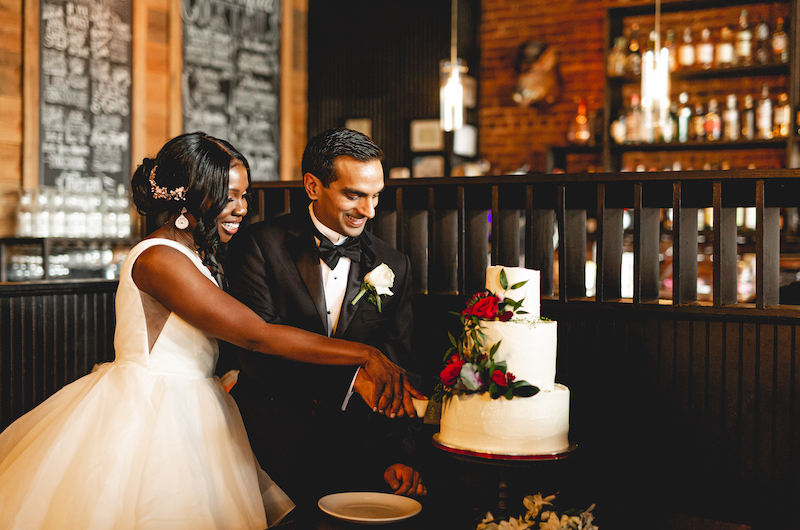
[[438, 384, 570, 455]]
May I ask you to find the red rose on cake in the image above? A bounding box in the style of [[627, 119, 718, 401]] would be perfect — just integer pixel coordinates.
[[462, 292, 513, 321], [491, 370, 516, 387], [491, 370, 506, 386], [440, 355, 465, 386]]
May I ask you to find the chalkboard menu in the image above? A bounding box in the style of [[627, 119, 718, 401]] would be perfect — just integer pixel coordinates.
[[182, 0, 280, 181], [39, 0, 133, 194]]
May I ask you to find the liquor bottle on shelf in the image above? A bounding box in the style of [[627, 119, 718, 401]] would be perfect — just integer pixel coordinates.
[[774, 92, 790, 137], [705, 99, 722, 141], [626, 93, 643, 143], [696, 28, 714, 69], [116, 184, 132, 239], [664, 29, 677, 72], [678, 27, 695, 69], [627, 24, 642, 75], [772, 17, 788, 64], [723, 94, 740, 141], [16, 189, 33, 237], [716, 25, 736, 67], [735, 9, 752, 67], [677, 92, 692, 143], [755, 16, 770, 65], [742, 94, 756, 140], [610, 109, 627, 144], [692, 102, 706, 141], [756, 83, 773, 139], [608, 36, 627, 77], [50, 191, 66, 238], [664, 100, 678, 143], [567, 98, 591, 145]]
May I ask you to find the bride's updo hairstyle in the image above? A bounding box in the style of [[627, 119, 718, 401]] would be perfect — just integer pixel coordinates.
[[131, 132, 251, 273]]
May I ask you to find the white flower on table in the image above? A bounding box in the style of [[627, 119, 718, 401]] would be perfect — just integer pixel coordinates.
[[523, 493, 556, 521], [351, 263, 395, 312]]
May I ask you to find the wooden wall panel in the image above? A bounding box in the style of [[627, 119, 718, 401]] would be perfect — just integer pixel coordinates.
[[0, 282, 117, 431], [0, 0, 22, 238]]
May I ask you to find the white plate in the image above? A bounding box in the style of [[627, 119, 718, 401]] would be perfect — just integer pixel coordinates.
[[318, 492, 422, 524]]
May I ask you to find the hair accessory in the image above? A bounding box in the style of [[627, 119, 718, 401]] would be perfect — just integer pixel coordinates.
[[174, 208, 189, 230], [150, 165, 186, 201]]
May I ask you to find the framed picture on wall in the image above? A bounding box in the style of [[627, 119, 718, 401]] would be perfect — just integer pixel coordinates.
[[453, 124, 477, 157], [412, 155, 445, 178], [410, 120, 444, 152], [345, 118, 372, 138]]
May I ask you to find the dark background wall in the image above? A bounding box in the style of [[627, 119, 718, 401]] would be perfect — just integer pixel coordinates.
[[307, 0, 480, 176]]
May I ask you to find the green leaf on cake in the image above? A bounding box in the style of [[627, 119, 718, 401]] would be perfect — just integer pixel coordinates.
[[448, 331, 457, 348], [512, 381, 540, 397], [499, 269, 508, 290], [508, 280, 528, 290], [490, 359, 507, 372]]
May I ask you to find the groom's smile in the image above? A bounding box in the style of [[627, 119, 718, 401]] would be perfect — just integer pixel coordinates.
[[305, 156, 384, 238]]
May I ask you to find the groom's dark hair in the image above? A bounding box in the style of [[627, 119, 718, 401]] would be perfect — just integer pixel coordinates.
[[302, 127, 384, 187]]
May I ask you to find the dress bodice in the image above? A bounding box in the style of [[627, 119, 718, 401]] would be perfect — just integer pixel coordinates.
[[113, 238, 219, 379]]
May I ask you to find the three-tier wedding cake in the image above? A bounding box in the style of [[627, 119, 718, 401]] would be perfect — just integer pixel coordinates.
[[436, 266, 570, 455]]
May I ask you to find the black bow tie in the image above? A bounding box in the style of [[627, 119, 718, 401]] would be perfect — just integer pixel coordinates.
[[315, 232, 361, 269]]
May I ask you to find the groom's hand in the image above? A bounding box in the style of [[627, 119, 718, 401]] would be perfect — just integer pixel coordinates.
[[361, 349, 405, 417], [354, 369, 426, 418], [384, 464, 426, 496]]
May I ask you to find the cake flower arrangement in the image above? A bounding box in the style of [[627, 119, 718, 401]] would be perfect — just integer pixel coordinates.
[[477, 492, 598, 530], [433, 270, 540, 401]]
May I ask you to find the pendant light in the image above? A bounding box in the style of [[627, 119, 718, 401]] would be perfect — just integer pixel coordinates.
[[440, 0, 467, 131], [641, 0, 670, 142]]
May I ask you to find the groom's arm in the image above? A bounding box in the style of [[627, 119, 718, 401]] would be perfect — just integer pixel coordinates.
[[377, 254, 418, 387], [351, 253, 425, 416]]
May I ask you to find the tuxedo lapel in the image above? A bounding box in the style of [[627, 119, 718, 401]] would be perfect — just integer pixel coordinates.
[[287, 224, 329, 335], [334, 235, 376, 338]]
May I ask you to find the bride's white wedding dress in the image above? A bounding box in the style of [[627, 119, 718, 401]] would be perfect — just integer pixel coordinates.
[[0, 239, 294, 529]]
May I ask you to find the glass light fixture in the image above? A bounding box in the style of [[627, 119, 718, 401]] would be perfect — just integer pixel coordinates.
[[440, 0, 467, 131], [640, 0, 670, 143]]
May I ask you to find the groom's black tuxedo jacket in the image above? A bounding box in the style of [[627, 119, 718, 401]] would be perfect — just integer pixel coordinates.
[[222, 211, 421, 506]]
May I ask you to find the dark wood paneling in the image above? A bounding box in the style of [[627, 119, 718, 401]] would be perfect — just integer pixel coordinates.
[[0, 281, 117, 430]]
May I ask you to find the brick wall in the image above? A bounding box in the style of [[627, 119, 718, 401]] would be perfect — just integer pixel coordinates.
[[478, 0, 792, 175], [479, 0, 607, 175]]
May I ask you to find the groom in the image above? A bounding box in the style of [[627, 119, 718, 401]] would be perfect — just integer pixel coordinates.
[[223, 128, 426, 509]]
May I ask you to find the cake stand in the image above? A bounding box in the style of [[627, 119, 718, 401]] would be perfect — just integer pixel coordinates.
[[432, 434, 578, 518]]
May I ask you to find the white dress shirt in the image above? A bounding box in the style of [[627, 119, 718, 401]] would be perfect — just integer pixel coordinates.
[[308, 204, 360, 410]]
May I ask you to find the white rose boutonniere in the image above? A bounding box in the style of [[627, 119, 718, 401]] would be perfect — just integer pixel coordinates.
[[351, 263, 394, 312]]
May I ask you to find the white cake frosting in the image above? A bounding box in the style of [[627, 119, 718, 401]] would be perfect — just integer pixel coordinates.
[[438, 266, 570, 455], [439, 384, 570, 455], [480, 318, 558, 392], [485, 266, 541, 318]]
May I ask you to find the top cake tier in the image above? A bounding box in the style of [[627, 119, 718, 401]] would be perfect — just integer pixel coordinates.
[[485, 266, 540, 318]]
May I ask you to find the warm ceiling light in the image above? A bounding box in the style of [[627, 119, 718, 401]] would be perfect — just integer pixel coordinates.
[[440, 0, 467, 131]]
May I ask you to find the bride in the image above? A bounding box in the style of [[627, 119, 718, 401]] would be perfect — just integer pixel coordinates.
[[0, 132, 417, 529]]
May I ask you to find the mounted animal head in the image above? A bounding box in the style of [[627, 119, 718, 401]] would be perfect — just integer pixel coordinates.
[[513, 41, 562, 108]]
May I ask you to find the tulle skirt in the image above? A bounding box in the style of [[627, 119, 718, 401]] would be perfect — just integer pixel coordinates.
[[0, 362, 293, 529]]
